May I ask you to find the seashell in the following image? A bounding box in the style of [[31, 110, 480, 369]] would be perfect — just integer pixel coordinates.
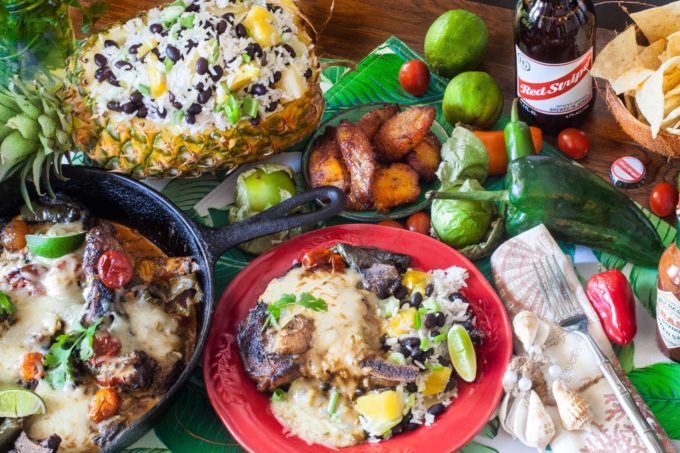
[[513, 311, 539, 351], [525, 390, 555, 450], [553, 379, 593, 431], [508, 391, 530, 444], [498, 391, 514, 435]]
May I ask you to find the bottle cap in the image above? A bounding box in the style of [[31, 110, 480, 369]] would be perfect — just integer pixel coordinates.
[[610, 156, 646, 188]]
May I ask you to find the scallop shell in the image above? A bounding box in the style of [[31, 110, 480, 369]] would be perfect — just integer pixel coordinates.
[[525, 390, 555, 450], [553, 379, 593, 431]]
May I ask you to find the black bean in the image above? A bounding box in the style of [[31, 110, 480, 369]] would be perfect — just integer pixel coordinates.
[[392, 425, 404, 435], [151, 47, 161, 58], [107, 101, 122, 112], [439, 357, 451, 367], [250, 117, 261, 126], [406, 382, 418, 393], [185, 113, 196, 124], [249, 83, 267, 96], [185, 2, 199, 12], [187, 103, 202, 115], [398, 337, 420, 349], [261, 53, 268, 66], [245, 42, 263, 59], [445, 372, 457, 392], [428, 403, 445, 417], [353, 387, 364, 397], [266, 101, 279, 112], [107, 73, 119, 87], [172, 101, 183, 110], [406, 423, 419, 431], [430, 330, 440, 337], [195, 82, 205, 91], [272, 71, 282, 83], [421, 348, 434, 360], [210, 65, 224, 81], [104, 39, 118, 48], [129, 44, 142, 55], [130, 91, 143, 104], [410, 348, 422, 360], [425, 283, 434, 297], [197, 88, 213, 104], [319, 382, 330, 391], [94, 53, 107, 67], [410, 291, 423, 308], [122, 102, 137, 114], [166, 45, 181, 62], [222, 12, 235, 24], [161, 30, 169, 37], [281, 43, 296, 57], [424, 313, 437, 329], [115, 60, 133, 70], [393, 284, 407, 300], [216, 20, 228, 34], [168, 91, 175, 102], [136, 105, 148, 118], [156, 107, 167, 119], [399, 345, 411, 356], [435, 312, 446, 327], [94, 67, 111, 82], [449, 292, 467, 303], [235, 23, 247, 38], [196, 57, 209, 75], [150, 23, 163, 34]]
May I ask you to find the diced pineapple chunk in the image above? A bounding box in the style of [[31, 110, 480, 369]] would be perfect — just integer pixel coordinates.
[[401, 270, 432, 296], [277, 67, 306, 100], [386, 307, 416, 337], [243, 6, 280, 48], [146, 53, 167, 98], [422, 367, 453, 396], [228, 64, 261, 91], [355, 391, 404, 422]]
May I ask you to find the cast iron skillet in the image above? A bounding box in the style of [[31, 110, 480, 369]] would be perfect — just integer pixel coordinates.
[[0, 165, 345, 452]]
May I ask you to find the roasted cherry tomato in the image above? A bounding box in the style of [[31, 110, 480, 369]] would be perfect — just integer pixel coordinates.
[[406, 212, 431, 235], [89, 334, 122, 366], [649, 183, 678, 218], [302, 247, 346, 273], [20, 352, 44, 382], [399, 59, 430, 96], [97, 250, 133, 289], [557, 128, 590, 160], [378, 220, 404, 229], [89, 387, 120, 423]]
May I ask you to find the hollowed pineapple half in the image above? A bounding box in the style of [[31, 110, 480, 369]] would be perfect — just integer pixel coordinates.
[[68, 0, 324, 178]]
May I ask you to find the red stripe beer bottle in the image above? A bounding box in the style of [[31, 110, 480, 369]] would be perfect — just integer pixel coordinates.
[[514, 0, 597, 132]]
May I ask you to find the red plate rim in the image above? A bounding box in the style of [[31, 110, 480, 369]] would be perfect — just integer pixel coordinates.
[[203, 224, 512, 453]]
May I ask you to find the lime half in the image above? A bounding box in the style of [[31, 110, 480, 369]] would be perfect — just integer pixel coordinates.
[[26, 232, 86, 259], [0, 387, 46, 418], [447, 324, 477, 383]]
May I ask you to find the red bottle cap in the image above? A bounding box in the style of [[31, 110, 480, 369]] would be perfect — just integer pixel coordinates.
[[610, 156, 646, 188]]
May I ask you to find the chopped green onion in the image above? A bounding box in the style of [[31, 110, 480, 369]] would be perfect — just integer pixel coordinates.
[[271, 388, 287, 402], [414, 310, 422, 330], [387, 352, 406, 365], [180, 13, 196, 28], [242, 52, 252, 63], [242, 97, 260, 118], [0, 291, 16, 317], [221, 95, 241, 125], [208, 39, 220, 65], [422, 297, 440, 313], [164, 58, 174, 73], [420, 336, 430, 351], [138, 84, 150, 96], [433, 330, 448, 344], [426, 363, 445, 372], [382, 297, 400, 318], [327, 388, 339, 416], [172, 110, 185, 124]]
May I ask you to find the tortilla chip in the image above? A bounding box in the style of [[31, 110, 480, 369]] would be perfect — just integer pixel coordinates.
[[637, 56, 680, 137], [636, 39, 666, 69], [592, 27, 639, 82], [612, 68, 654, 94], [631, 1, 680, 43]]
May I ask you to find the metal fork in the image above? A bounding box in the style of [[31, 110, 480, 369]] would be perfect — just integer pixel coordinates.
[[534, 255, 665, 453]]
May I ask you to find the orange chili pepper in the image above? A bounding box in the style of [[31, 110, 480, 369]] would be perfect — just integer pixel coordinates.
[[89, 387, 120, 423], [473, 127, 543, 176]]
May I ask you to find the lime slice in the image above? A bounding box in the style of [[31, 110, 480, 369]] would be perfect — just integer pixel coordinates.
[[447, 324, 477, 383], [26, 232, 86, 259], [0, 387, 46, 418]]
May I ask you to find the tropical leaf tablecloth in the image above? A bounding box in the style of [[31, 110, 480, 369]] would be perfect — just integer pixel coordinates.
[[126, 37, 680, 453]]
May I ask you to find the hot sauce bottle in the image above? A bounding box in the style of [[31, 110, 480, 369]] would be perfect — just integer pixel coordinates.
[[656, 202, 680, 362]]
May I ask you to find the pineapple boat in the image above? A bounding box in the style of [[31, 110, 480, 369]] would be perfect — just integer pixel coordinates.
[[0, 0, 323, 188]]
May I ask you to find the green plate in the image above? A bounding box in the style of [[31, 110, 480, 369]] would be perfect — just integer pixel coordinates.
[[302, 103, 446, 222]]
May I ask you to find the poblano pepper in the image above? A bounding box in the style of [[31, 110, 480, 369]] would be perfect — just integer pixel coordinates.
[[430, 156, 664, 267]]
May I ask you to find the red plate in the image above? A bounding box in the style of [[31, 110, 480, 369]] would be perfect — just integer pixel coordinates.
[[203, 224, 512, 453]]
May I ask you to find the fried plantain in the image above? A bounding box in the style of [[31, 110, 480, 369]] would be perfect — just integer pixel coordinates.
[[336, 120, 379, 210], [371, 163, 421, 212], [308, 127, 351, 193], [357, 104, 400, 140], [404, 133, 441, 182], [373, 106, 436, 162]]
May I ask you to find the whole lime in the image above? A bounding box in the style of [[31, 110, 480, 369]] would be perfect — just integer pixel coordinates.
[[443, 71, 504, 129], [424, 10, 489, 78]]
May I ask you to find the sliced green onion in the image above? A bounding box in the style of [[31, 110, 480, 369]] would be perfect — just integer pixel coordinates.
[[414, 310, 422, 330], [0, 291, 16, 317], [433, 330, 448, 344], [327, 388, 339, 416], [164, 58, 174, 73], [138, 84, 150, 96], [420, 336, 430, 351], [422, 297, 440, 313], [242, 96, 259, 118], [426, 363, 445, 372], [172, 110, 185, 124], [242, 52, 251, 63], [271, 388, 287, 402], [180, 13, 195, 28]]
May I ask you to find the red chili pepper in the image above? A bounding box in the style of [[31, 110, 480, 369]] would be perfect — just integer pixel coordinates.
[[585, 270, 637, 346]]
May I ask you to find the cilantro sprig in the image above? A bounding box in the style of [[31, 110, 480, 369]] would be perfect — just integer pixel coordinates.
[[0, 291, 16, 318], [43, 317, 103, 389], [263, 292, 328, 331]]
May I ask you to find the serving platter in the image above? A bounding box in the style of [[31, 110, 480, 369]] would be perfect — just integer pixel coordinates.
[[202, 224, 513, 453]]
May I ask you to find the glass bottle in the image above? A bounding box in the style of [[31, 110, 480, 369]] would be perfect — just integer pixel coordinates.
[[656, 204, 680, 362]]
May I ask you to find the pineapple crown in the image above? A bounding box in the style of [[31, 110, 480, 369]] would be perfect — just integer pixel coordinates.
[[0, 77, 76, 210]]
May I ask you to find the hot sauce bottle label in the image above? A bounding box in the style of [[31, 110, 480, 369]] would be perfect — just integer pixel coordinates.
[[657, 289, 680, 349], [516, 46, 594, 116]]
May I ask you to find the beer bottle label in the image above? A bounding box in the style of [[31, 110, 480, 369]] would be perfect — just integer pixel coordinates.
[[657, 289, 680, 349], [516, 46, 594, 116]]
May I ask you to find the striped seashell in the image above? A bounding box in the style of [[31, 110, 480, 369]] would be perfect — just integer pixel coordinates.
[[552, 379, 593, 431], [525, 390, 555, 450]]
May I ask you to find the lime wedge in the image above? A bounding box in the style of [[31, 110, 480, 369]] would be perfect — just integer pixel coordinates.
[[447, 324, 477, 383], [26, 232, 86, 259], [0, 387, 46, 418]]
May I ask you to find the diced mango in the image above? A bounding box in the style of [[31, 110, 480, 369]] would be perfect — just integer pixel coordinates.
[[228, 64, 260, 91], [146, 53, 167, 98], [401, 270, 432, 296], [277, 67, 306, 100], [386, 307, 416, 337], [422, 367, 453, 396], [355, 390, 404, 422], [243, 6, 280, 48]]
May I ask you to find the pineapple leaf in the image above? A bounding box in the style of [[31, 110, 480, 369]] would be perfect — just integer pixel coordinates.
[[32, 151, 46, 196]]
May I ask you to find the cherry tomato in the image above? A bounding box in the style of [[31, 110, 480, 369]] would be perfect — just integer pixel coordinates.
[[20, 352, 44, 382], [649, 183, 678, 218], [97, 250, 133, 289], [89, 387, 120, 423], [399, 60, 430, 96], [557, 128, 590, 160], [405, 212, 431, 235], [378, 220, 404, 229], [89, 334, 122, 366], [302, 247, 345, 273]]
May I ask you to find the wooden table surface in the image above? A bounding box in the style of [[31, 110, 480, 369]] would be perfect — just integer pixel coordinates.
[[76, 0, 679, 209]]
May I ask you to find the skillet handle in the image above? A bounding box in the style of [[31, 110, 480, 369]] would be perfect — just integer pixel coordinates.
[[199, 186, 346, 263]]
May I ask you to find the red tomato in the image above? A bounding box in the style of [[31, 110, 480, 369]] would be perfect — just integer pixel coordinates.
[[302, 247, 346, 273], [557, 128, 590, 160], [405, 212, 431, 235], [649, 183, 678, 218], [97, 250, 133, 289], [89, 334, 122, 365], [399, 60, 430, 96], [378, 220, 404, 229]]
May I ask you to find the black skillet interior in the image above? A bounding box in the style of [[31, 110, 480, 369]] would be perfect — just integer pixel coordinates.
[[0, 165, 345, 452]]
